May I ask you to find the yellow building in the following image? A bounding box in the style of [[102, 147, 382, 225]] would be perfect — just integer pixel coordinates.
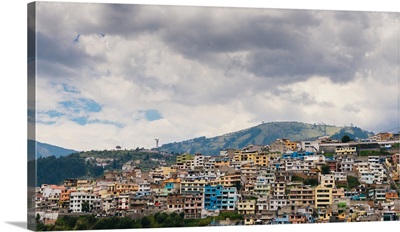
[[335, 147, 357, 156], [315, 185, 333, 208], [214, 158, 230, 168], [211, 173, 241, 187], [234, 150, 280, 167], [114, 183, 138, 194], [176, 153, 194, 164], [289, 186, 314, 206], [238, 199, 256, 215]]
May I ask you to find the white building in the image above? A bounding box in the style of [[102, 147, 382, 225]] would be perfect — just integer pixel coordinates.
[[359, 172, 374, 184], [300, 141, 319, 153], [194, 154, 205, 168], [69, 192, 100, 213], [319, 174, 335, 188], [368, 156, 380, 164], [138, 181, 151, 193], [331, 172, 347, 182]]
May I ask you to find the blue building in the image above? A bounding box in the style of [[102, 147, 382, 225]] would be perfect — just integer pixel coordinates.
[[204, 185, 223, 210], [221, 187, 237, 210], [282, 151, 314, 160]]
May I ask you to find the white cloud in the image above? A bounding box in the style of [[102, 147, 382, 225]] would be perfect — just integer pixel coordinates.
[[32, 2, 399, 150]]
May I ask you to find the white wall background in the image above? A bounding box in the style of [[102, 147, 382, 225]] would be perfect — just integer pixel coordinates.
[[0, 0, 399, 232]]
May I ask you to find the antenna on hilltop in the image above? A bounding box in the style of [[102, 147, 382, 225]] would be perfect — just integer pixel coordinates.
[[155, 138, 159, 149]]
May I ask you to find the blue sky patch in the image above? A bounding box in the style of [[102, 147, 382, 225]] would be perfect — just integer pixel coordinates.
[[62, 84, 80, 93], [59, 98, 102, 114], [46, 110, 65, 118], [144, 109, 162, 121], [88, 119, 124, 128], [71, 116, 88, 125]]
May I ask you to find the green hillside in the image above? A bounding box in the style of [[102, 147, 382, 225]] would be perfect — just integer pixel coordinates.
[[159, 121, 373, 155], [31, 150, 176, 186]]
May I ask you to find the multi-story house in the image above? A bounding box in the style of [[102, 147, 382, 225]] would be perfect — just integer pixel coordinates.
[[368, 156, 380, 164], [319, 174, 335, 188], [176, 153, 194, 165], [101, 195, 116, 214], [335, 147, 357, 156], [69, 191, 100, 213], [194, 154, 206, 168], [116, 194, 130, 211], [221, 187, 237, 210], [338, 157, 355, 172], [115, 183, 139, 194], [237, 199, 256, 215], [137, 180, 151, 195], [314, 185, 332, 208], [162, 178, 181, 194], [130, 194, 153, 210], [253, 175, 272, 196], [241, 163, 258, 182], [256, 196, 269, 213], [180, 179, 207, 194], [359, 171, 374, 184], [166, 193, 184, 212], [214, 157, 230, 168], [153, 193, 168, 207], [203, 185, 223, 210], [211, 172, 241, 188], [269, 197, 288, 211], [271, 181, 286, 199], [288, 186, 314, 207], [183, 193, 203, 219], [353, 162, 369, 173], [282, 151, 313, 160], [289, 213, 308, 224]]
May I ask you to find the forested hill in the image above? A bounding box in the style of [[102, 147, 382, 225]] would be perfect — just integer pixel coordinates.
[[159, 121, 373, 155], [31, 149, 176, 187]]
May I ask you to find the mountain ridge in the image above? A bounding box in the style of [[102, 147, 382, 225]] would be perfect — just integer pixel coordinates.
[[28, 139, 78, 161], [159, 121, 374, 155]]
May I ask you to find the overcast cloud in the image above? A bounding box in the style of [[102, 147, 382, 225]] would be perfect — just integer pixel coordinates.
[[29, 2, 399, 151]]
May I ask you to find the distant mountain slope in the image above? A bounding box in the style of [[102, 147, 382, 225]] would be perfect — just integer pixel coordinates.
[[28, 139, 78, 160], [159, 121, 373, 155]]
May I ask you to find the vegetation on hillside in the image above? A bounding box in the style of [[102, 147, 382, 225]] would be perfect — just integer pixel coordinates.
[[32, 150, 176, 186], [36, 211, 243, 231], [160, 122, 373, 155]]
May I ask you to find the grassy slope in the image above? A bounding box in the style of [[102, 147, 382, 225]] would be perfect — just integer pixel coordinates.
[[160, 121, 372, 155]]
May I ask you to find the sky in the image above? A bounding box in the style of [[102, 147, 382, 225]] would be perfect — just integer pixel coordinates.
[[28, 2, 400, 151]]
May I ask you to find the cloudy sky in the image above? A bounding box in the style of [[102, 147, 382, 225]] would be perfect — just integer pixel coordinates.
[[29, 2, 399, 151]]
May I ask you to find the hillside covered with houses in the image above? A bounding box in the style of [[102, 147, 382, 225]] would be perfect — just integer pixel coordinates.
[[30, 131, 400, 230]]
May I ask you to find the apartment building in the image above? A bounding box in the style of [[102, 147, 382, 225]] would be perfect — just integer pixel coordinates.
[[166, 193, 184, 212], [314, 185, 333, 208], [69, 191, 100, 213], [288, 186, 314, 207], [204, 185, 223, 210], [180, 179, 208, 194], [335, 147, 357, 156], [183, 193, 203, 219], [237, 199, 256, 215], [319, 174, 336, 188]]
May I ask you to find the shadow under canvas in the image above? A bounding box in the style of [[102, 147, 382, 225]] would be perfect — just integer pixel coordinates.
[[5, 221, 27, 229]]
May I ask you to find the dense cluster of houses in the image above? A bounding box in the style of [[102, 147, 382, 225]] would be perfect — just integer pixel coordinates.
[[35, 133, 400, 226]]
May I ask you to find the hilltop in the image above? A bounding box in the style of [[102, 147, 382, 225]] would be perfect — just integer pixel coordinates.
[[159, 121, 373, 155], [28, 139, 78, 161]]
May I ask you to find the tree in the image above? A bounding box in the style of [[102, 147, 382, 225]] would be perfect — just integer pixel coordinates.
[[35, 213, 41, 223], [321, 165, 331, 174], [341, 135, 351, 143], [82, 201, 90, 212], [140, 216, 151, 228]]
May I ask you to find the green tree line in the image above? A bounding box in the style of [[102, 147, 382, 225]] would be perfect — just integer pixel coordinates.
[[36, 211, 243, 231]]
